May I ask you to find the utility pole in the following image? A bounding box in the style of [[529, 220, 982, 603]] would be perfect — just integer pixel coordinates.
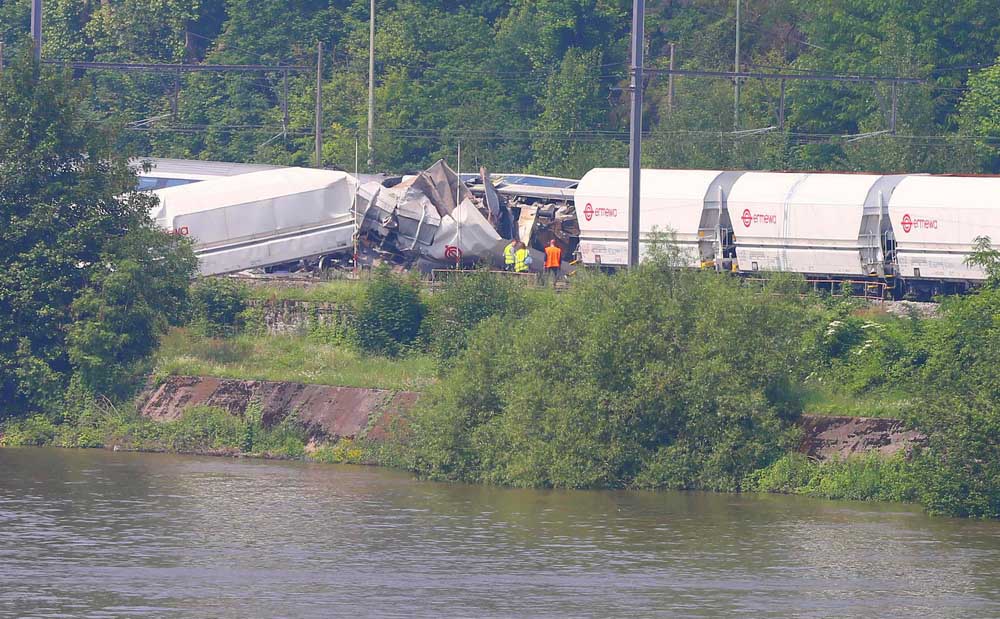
[[667, 42, 675, 111], [315, 41, 323, 168], [733, 0, 740, 130], [367, 0, 376, 170], [890, 80, 898, 134], [31, 0, 42, 62], [627, 0, 644, 267]]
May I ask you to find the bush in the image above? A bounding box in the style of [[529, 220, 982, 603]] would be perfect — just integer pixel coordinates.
[[424, 270, 526, 366], [747, 453, 918, 503], [0, 415, 58, 446], [353, 266, 426, 357], [410, 255, 824, 490], [167, 406, 245, 451], [191, 278, 248, 337]]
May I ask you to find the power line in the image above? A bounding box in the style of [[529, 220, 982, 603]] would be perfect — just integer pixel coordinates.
[[644, 67, 923, 84], [42, 60, 309, 73]]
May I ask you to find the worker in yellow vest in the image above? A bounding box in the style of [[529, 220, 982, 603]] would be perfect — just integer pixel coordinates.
[[503, 239, 517, 271], [514, 242, 530, 273]]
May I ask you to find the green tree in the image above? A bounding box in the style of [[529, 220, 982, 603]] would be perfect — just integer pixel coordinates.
[[353, 267, 426, 357], [0, 50, 195, 416], [412, 254, 821, 489]]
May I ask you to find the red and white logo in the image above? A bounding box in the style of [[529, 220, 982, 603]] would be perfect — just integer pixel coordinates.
[[444, 245, 462, 261], [740, 209, 776, 227], [582, 203, 617, 222], [169, 226, 190, 236], [900, 213, 937, 233]]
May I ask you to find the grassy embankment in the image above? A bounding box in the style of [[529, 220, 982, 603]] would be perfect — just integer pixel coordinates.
[[154, 328, 437, 391], [3, 267, 996, 518]]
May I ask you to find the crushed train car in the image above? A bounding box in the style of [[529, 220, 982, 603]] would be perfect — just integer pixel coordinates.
[[354, 160, 580, 270]]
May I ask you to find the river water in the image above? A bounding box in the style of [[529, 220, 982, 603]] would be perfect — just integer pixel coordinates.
[[1, 448, 998, 618]]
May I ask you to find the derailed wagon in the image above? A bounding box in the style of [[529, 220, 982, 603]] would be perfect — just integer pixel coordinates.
[[151, 167, 357, 276]]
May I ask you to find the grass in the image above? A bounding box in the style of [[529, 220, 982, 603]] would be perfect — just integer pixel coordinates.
[[800, 381, 915, 419], [154, 328, 437, 391]]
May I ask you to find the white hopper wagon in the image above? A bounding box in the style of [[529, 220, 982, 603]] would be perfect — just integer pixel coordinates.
[[887, 175, 1000, 282], [151, 167, 358, 276], [730, 172, 904, 277], [574, 168, 743, 266]]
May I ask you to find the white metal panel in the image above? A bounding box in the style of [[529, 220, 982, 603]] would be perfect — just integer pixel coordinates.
[[153, 168, 356, 246], [888, 176, 1000, 280], [575, 168, 728, 266], [577, 239, 696, 266], [152, 167, 358, 274], [196, 218, 355, 276], [730, 172, 883, 275]]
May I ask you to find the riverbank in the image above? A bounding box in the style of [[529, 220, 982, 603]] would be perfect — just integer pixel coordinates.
[[1, 373, 929, 504], [3, 266, 997, 519]]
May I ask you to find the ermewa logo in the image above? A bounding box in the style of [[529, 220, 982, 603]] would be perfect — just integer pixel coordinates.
[[740, 208, 777, 228], [901, 213, 938, 233], [169, 226, 190, 236], [583, 202, 617, 222]]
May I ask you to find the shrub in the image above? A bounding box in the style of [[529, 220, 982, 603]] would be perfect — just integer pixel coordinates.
[[353, 266, 426, 356], [191, 278, 248, 337], [410, 256, 823, 490], [168, 406, 244, 452], [424, 269, 526, 366], [746, 453, 919, 503], [0, 415, 58, 446]]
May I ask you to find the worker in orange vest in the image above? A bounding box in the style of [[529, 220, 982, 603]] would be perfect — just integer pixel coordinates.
[[543, 239, 562, 285]]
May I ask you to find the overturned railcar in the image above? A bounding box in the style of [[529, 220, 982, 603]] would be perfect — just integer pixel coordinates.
[[151, 167, 358, 276]]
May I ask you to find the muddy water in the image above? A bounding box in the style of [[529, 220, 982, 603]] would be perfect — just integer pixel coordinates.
[[1, 448, 999, 618]]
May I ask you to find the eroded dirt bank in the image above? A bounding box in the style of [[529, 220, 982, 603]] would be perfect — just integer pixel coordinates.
[[141, 376, 926, 459], [140, 375, 417, 442]]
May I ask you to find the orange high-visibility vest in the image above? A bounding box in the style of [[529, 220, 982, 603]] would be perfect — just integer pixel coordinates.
[[544, 245, 562, 268]]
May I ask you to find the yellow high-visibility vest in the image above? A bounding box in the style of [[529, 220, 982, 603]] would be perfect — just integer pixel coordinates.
[[504, 242, 516, 265], [514, 247, 529, 272]]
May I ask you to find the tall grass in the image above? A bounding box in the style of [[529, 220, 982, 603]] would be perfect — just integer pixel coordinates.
[[800, 382, 916, 418], [154, 328, 436, 391]]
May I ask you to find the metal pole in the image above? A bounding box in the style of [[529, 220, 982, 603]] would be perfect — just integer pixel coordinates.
[[667, 42, 675, 111], [627, 0, 644, 267], [171, 69, 180, 120], [315, 41, 323, 168], [367, 0, 376, 169], [890, 81, 897, 134], [282, 68, 289, 139], [733, 0, 740, 130], [31, 0, 42, 62], [778, 78, 785, 129]]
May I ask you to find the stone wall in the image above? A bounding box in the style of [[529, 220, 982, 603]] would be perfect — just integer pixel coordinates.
[[247, 299, 353, 336]]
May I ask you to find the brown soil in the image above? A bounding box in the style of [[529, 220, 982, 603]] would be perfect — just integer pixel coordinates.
[[141, 377, 927, 460], [140, 375, 419, 442], [798, 414, 926, 460]]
